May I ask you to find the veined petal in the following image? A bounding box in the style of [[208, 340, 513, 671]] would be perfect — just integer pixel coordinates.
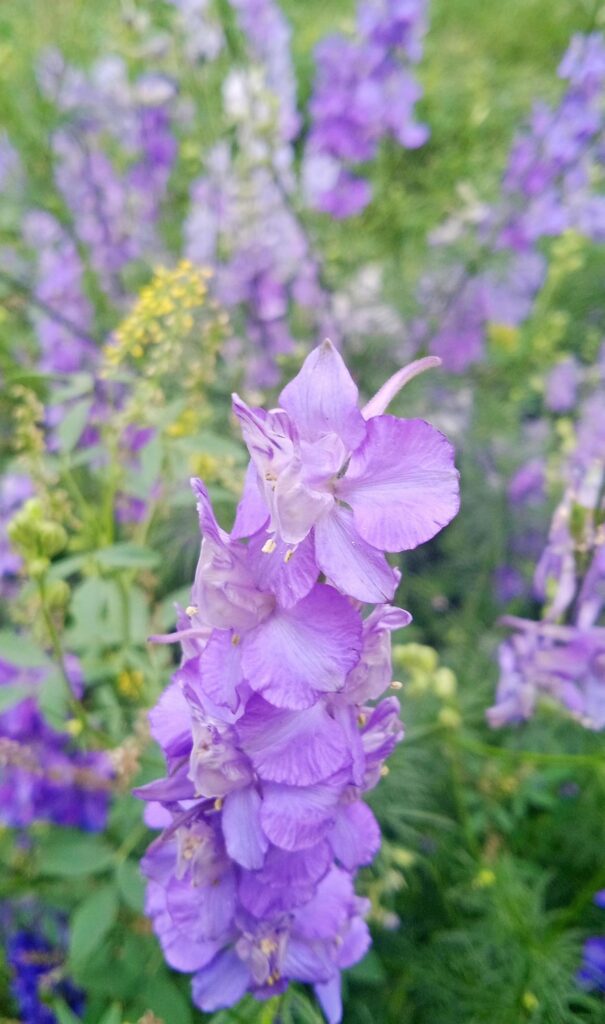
[[148, 680, 192, 759], [272, 455, 335, 545], [222, 785, 268, 870], [192, 950, 250, 1012], [282, 938, 336, 984], [361, 356, 442, 420], [260, 782, 339, 850], [279, 339, 366, 448], [242, 585, 362, 710], [315, 976, 343, 1024], [247, 529, 318, 609], [339, 415, 460, 551], [197, 630, 244, 712], [314, 505, 398, 602], [167, 871, 236, 941], [329, 801, 381, 869], [236, 695, 350, 785], [231, 461, 269, 540]]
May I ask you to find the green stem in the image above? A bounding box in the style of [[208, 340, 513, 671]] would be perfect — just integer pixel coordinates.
[[37, 578, 87, 732], [455, 735, 604, 769]]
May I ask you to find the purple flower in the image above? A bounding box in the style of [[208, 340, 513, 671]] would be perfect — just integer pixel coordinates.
[[7, 928, 85, 1024], [232, 341, 459, 602]]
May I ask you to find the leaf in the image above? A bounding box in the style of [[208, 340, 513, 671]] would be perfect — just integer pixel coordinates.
[[69, 883, 119, 969], [48, 552, 90, 579], [142, 973, 193, 1024], [0, 629, 50, 667], [0, 683, 32, 712], [96, 543, 160, 570], [56, 398, 94, 453], [290, 994, 325, 1024], [52, 1001, 82, 1024], [116, 858, 146, 913], [37, 830, 115, 878], [98, 1005, 123, 1024], [38, 668, 70, 728]]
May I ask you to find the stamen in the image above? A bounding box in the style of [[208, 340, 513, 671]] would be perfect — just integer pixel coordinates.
[[185, 605, 198, 617], [262, 538, 277, 554], [284, 547, 295, 563], [390, 680, 403, 690], [231, 634, 241, 646], [380, 765, 390, 777]]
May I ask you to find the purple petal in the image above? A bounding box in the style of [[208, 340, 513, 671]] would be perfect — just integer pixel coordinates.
[[192, 950, 250, 1012], [148, 681, 192, 759], [222, 785, 268, 870], [293, 867, 354, 940], [329, 801, 381, 869], [282, 938, 336, 983], [238, 843, 332, 917], [242, 585, 362, 710], [198, 630, 244, 712], [167, 871, 236, 941], [231, 461, 269, 540], [339, 415, 460, 551], [236, 695, 350, 785], [279, 339, 366, 448], [247, 529, 318, 608], [260, 782, 339, 850], [338, 917, 371, 968], [315, 976, 343, 1024], [146, 881, 221, 972], [314, 505, 397, 602]]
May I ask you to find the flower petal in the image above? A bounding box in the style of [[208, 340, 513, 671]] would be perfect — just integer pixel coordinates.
[[221, 785, 268, 870], [148, 681, 192, 759], [329, 801, 381, 869], [197, 630, 244, 712], [260, 782, 339, 850], [231, 461, 269, 540], [315, 976, 343, 1024], [242, 585, 362, 710], [279, 339, 366, 448], [282, 938, 336, 984], [361, 356, 442, 420], [167, 871, 236, 941], [236, 695, 350, 785], [247, 529, 317, 608], [314, 505, 397, 602], [192, 950, 250, 1012], [339, 415, 460, 551]]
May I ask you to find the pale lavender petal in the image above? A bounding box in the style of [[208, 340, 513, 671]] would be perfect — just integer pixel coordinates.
[[339, 415, 460, 551], [314, 505, 397, 602], [338, 917, 371, 968], [236, 695, 350, 785], [148, 681, 192, 759], [315, 976, 343, 1024], [361, 356, 442, 420], [293, 867, 353, 940], [192, 950, 250, 1012], [260, 782, 339, 850], [282, 938, 335, 983], [242, 585, 362, 710], [198, 630, 244, 712], [279, 339, 366, 448], [329, 801, 381, 869], [247, 529, 318, 608], [231, 461, 269, 540], [167, 871, 236, 941], [222, 785, 268, 870]]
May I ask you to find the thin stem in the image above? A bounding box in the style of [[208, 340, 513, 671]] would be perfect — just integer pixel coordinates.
[[37, 578, 87, 732], [455, 734, 604, 769]]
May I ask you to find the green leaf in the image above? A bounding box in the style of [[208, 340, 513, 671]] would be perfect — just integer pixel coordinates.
[[69, 883, 119, 969], [0, 629, 49, 667], [289, 994, 325, 1024], [37, 830, 115, 878], [0, 683, 31, 712], [116, 858, 146, 913], [38, 668, 70, 728], [52, 1001, 82, 1024], [95, 542, 160, 570], [142, 973, 193, 1024], [56, 398, 94, 453], [97, 1005, 123, 1024]]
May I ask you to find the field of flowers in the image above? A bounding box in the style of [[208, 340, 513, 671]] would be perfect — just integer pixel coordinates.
[[1, 1, 605, 1022]]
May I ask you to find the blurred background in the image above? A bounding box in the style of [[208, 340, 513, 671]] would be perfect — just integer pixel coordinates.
[[1, 1, 605, 1022]]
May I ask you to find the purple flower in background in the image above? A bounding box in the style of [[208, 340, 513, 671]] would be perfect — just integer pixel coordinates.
[[545, 357, 580, 413], [303, 0, 429, 217], [0, 657, 112, 830], [136, 342, 458, 1022], [7, 928, 85, 1024], [579, 892, 605, 993]]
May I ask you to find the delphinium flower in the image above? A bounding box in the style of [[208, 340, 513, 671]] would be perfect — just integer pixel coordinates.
[[419, 33, 605, 372], [167, 0, 224, 63], [136, 341, 459, 1021], [37, 49, 177, 297], [185, 68, 330, 387], [6, 918, 84, 1024], [302, 0, 429, 218], [488, 382, 605, 729], [579, 892, 605, 994], [21, 211, 96, 375], [0, 657, 113, 830]]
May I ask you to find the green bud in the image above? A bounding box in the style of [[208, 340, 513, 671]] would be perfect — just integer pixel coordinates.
[[45, 579, 70, 609], [36, 520, 67, 557]]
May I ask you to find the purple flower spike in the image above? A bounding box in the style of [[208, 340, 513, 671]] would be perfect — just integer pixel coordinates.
[[137, 339, 459, 1022]]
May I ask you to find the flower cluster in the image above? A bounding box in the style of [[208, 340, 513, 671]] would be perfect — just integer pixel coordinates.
[[303, 0, 429, 218], [579, 892, 605, 994], [489, 381, 605, 730], [6, 921, 84, 1024], [136, 341, 459, 1021], [0, 657, 113, 830], [420, 33, 605, 372]]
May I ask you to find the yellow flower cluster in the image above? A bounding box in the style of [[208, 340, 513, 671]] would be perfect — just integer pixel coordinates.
[[102, 261, 230, 432]]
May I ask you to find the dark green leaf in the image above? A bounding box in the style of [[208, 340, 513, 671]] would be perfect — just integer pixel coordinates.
[[69, 883, 119, 969]]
